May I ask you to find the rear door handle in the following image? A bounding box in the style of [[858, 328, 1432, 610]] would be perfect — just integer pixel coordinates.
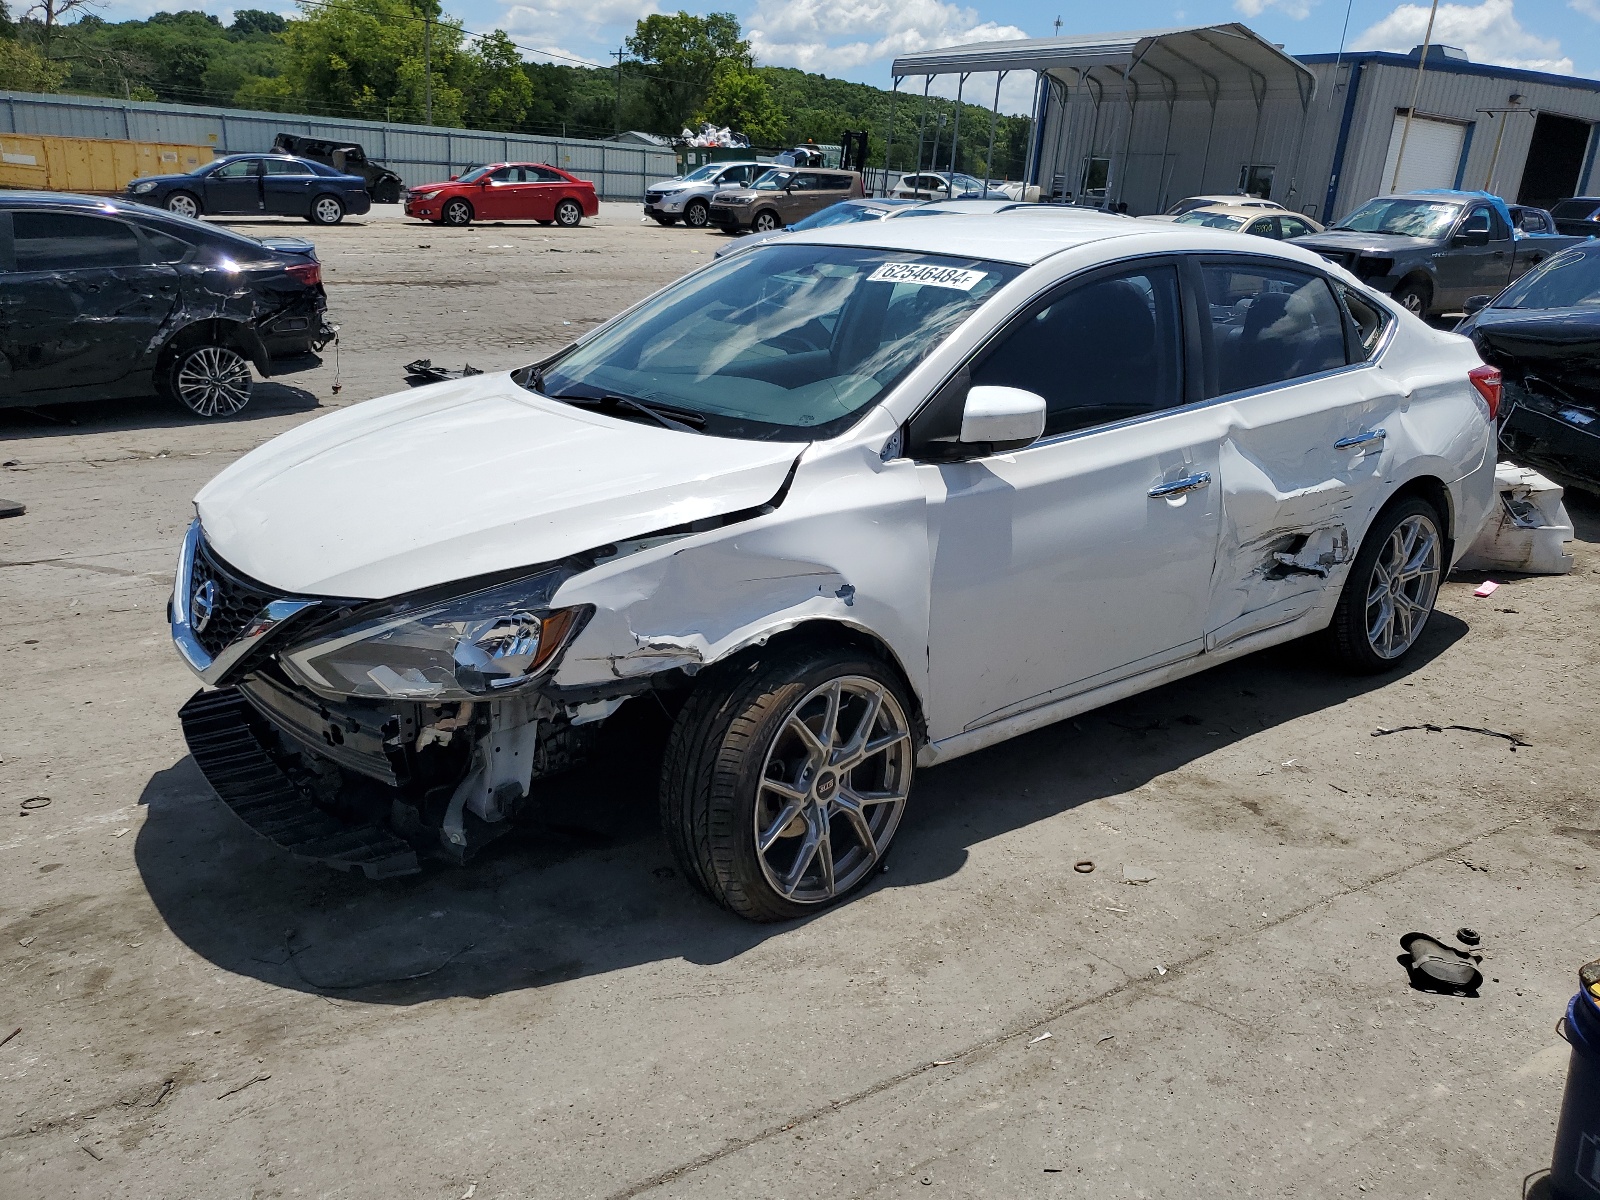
[[1335, 428, 1387, 449], [1148, 471, 1211, 498]]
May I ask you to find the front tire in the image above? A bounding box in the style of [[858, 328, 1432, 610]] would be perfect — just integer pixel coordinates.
[[752, 209, 781, 233], [1391, 278, 1432, 319], [161, 344, 253, 419], [660, 648, 917, 922], [554, 198, 583, 227], [442, 198, 473, 227], [1327, 497, 1445, 673], [309, 194, 345, 225], [166, 192, 201, 219], [683, 199, 710, 229]]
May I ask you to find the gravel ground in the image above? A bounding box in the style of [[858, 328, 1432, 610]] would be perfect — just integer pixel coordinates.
[[1, 201, 1596, 1199]]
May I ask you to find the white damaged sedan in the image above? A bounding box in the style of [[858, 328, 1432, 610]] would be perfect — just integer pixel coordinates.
[[171, 213, 1499, 919]]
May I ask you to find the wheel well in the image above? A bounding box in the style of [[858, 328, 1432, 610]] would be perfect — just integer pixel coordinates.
[[1384, 475, 1455, 557], [158, 319, 263, 375], [1394, 272, 1433, 298], [755, 207, 781, 226]]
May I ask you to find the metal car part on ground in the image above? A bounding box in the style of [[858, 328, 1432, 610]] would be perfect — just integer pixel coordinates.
[[169, 215, 1497, 919], [271, 134, 405, 204], [643, 160, 764, 228], [404, 163, 599, 227], [1290, 190, 1584, 319], [1457, 241, 1600, 494], [0, 192, 331, 417], [125, 153, 372, 225], [708, 169, 865, 233]]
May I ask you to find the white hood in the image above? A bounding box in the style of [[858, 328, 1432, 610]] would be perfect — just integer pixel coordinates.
[[195, 374, 802, 599]]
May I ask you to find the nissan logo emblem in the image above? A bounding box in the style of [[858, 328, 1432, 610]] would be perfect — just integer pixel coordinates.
[[191, 579, 218, 634]]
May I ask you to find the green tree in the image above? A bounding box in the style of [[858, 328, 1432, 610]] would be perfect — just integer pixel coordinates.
[[0, 36, 67, 89], [697, 59, 781, 144], [230, 9, 285, 36], [625, 10, 746, 135], [462, 29, 531, 129]]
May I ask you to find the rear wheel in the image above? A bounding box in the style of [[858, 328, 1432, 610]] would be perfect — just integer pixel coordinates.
[[660, 647, 916, 922], [442, 198, 473, 227], [554, 198, 583, 228], [165, 192, 201, 219], [1391, 278, 1432, 319], [752, 209, 780, 233], [1327, 497, 1445, 673], [373, 178, 401, 205], [683, 199, 710, 229], [309, 194, 345, 225], [162, 344, 253, 419]]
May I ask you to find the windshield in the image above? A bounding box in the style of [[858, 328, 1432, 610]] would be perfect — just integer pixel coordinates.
[[1174, 210, 1247, 230], [1552, 199, 1600, 221], [455, 165, 494, 184], [1335, 198, 1460, 238], [752, 169, 794, 191], [535, 244, 1020, 441], [1492, 246, 1600, 309], [791, 202, 883, 230], [1166, 198, 1216, 216]]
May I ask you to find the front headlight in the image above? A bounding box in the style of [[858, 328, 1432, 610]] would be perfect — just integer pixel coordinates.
[[279, 569, 588, 701], [412, 189, 441, 201], [724, 195, 754, 205], [131, 179, 157, 194]]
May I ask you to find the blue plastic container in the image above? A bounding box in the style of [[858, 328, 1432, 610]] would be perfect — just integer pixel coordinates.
[[1552, 977, 1600, 1199]]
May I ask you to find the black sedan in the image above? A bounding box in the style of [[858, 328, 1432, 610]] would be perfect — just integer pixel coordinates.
[[124, 153, 372, 225], [0, 192, 333, 418], [1458, 240, 1600, 493]]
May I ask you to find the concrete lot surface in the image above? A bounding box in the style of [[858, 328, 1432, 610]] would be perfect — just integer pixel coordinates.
[[1, 202, 1596, 1199]]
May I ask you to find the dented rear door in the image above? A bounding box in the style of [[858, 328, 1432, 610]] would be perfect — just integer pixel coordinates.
[[1197, 257, 1401, 650]]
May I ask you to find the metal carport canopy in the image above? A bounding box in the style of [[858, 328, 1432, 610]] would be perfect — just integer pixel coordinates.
[[890, 23, 1315, 105]]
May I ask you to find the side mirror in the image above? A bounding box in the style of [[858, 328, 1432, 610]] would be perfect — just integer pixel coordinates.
[[959, 385, 1046, 452], [1455, 228, 1490, 247], [1463, 294, 1492, 316], [449, 174, 459, 181]]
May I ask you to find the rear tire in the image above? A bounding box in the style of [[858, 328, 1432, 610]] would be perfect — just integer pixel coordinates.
[[1326, 497, 1445, 673], [373, 178, 401, 205], [442, 198, 473, 227], [309, 194, 345, 225], [554, 198, 583, 228], [660, 647, 917, 922], [683, 199, 710, 229], [1391, 278, 1432, 319], [161, 343, 254, 419]]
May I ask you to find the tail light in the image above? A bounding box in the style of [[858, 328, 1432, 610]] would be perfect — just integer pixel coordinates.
[[1468, 364, 1502, 420], [284, 261, 322, 287]]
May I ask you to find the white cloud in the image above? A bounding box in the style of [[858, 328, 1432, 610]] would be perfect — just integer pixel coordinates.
[[1234, 0, 1313, 20], [748, 0, 1027, 89], [501, 0, 658, 56], [1353, 0, 1572, 73], [1573, 0, 1600, 20]]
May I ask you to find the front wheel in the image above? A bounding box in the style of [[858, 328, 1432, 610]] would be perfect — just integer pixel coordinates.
[[1391, 279, 1431, 319], [660, 648, 917, 922], [165, 192, 201, 219], [682, 199, 710, 229], [442, 198, 473, 227], [162, 344, 254, 419], [1326, 498, 1445, 672], [309, 194, 345, 225], [752, 209, 780, 233], [554, 198, 583, 228]]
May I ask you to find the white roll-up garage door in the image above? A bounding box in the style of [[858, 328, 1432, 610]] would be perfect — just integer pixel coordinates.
[[1381, 113, 1467, 193]]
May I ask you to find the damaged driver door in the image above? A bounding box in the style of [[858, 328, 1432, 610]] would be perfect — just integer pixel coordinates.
[[915, 260, 1224, 743], [1197, 258, 1400, 650]]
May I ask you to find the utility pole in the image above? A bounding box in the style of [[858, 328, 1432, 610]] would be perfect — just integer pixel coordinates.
[[423, 4, 433, 125], [612, 48, 624, 136], [1389, 0, 1441, 191]]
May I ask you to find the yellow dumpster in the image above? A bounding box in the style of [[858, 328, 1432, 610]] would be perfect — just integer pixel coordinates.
[[0, 133, 216, 195]]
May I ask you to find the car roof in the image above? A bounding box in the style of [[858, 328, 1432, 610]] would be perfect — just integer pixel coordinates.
[[1178, 205, 1285, 220], [1181, 194, 1281, 206], [778, 210, 1348, 268]]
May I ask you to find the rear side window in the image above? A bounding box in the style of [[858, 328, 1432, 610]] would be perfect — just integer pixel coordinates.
[[14, 211, 142, 271], [529, 166, 565, 182], [140, 226, 196, 264], [1279, 216, 1315, 238], [1553, 199, 1600, 221], [821, 174, 854, 191], [264, 159, 313, 176], [1202, 263, 1348, 395], [1338, 286, 1389, 360], [972, 265, 1184, 437]]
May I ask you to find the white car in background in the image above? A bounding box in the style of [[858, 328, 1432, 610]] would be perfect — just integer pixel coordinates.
[[171, 214, 1498, 921], [1144, 193, 1289, 222], [643, 160, 764, 228]]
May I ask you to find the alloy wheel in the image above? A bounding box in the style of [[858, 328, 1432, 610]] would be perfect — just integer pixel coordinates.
[[174, 346, 252, 418], [753, 211, 778, 232], [1364, 513, 1441, 659], [444, 200, 471, 226], [312, 196, 344, 225], [684, 201, 709, 228], [753, 676, 913, 905], [556, 200, 582, 227], [167, 193, 199, 219], [1400, 291, 1425, 315]]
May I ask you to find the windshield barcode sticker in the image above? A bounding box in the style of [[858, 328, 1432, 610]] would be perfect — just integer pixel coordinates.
[[867, 263, 987, 290]]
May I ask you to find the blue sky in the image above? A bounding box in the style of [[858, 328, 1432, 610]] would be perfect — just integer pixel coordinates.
[[94, 0, 1600, 113]]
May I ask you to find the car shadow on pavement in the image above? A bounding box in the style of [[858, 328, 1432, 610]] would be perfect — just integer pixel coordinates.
[[0, 383, 323, 440], [133, 616, 1468, 1006]]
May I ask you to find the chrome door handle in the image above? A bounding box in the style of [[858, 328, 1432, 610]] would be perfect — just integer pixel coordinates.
[[1335, 428, 1387, 449], [1148, 471, 1211, 498]]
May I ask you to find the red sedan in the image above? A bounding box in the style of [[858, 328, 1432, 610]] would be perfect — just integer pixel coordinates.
[[405, 162, 599, 227]]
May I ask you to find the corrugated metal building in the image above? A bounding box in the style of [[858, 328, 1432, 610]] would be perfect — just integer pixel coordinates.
[[0, 90, 676, 199], [890, 24, 1600, 221]]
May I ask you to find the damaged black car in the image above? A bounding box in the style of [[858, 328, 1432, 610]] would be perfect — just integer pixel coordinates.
[[1459, 241, 1600, 495], [0, 192, 334, 418]]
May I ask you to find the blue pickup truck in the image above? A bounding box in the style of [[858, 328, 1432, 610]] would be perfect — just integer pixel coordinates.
[[1290, 189, 1584, 319]]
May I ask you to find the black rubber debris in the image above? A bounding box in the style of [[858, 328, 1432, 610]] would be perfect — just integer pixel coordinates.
[[1400, 932, 1483, 995], [0, 499, 25, 519]]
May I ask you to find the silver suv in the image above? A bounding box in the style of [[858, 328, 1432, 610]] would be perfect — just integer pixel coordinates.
[[643, 160, 763, 229]]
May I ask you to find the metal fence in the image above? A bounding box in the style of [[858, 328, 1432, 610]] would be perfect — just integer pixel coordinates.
[[0, 90, 677, 199]]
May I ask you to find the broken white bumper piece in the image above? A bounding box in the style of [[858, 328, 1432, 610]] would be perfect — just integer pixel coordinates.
[[1457, 462, 1575, 575]]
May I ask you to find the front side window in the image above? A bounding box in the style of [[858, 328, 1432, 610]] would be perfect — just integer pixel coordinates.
[[752, 170, 794, 191], [1175, 211, 1246, 230], [1246, 218, 1279, 237], [212, 159, 259, 179], [536, 245, 1020, 441], [455, 165, 494, 184], [14, 211, 143, 271], [1334, 198, 1460, 238], [1203, 263, 1349, 395], [1493, 245, 1600, 309], [971, 265, 1184, 437], [790, 174, 822, 191]]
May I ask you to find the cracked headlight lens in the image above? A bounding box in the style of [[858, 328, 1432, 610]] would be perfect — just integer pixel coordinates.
[[280, 569, 587, 701]]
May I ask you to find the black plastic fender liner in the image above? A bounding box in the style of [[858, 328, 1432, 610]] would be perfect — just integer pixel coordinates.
[[179, 688, 420, 880]]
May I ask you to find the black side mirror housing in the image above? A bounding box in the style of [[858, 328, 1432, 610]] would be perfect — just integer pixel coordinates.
[[1463, 294, 1492, 316], [1455, 228, 1490, 247]]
